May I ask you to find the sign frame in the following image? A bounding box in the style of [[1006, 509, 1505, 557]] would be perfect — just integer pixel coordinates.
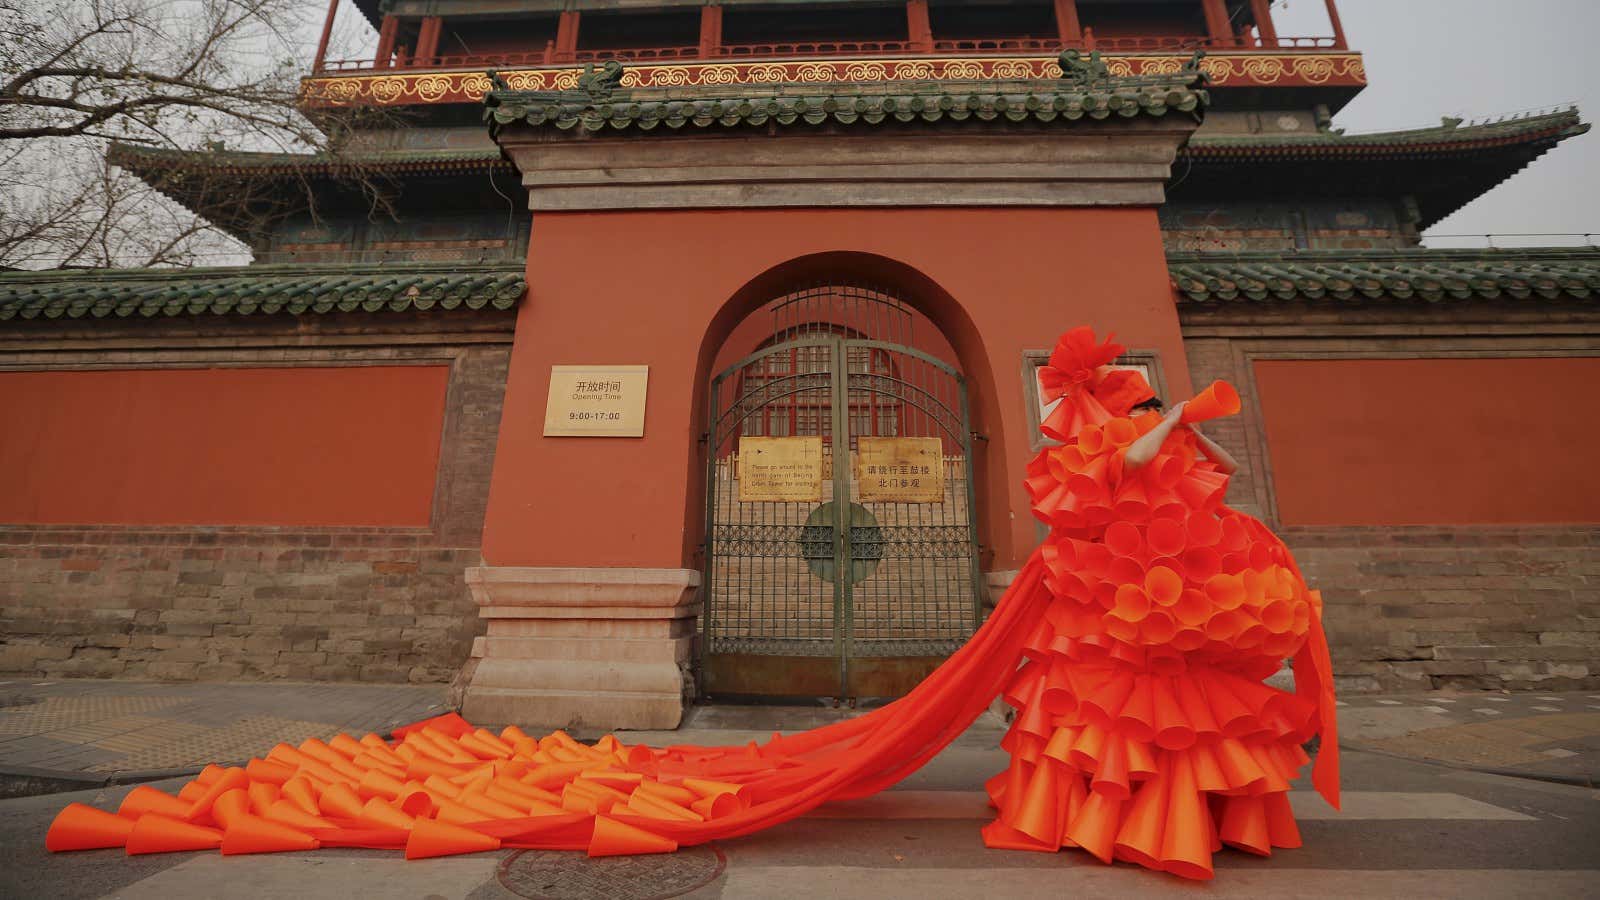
[[543, 365, 649, 437]]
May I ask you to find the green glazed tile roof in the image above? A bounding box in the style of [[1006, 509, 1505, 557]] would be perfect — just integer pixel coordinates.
[[0, 262, 525, 321], [108, 143, 512, 177], [1168, 248, 1600, 305], [484, 77, 1207, 134], [1184, 109, 1586, 158]]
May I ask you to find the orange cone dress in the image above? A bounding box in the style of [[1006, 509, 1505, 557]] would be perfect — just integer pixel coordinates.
[[987, 326, 1340, 878], [45, 325, 1336, 882]]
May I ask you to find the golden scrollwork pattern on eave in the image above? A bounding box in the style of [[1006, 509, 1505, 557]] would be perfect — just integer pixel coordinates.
[[300, 53, 1365, 107]]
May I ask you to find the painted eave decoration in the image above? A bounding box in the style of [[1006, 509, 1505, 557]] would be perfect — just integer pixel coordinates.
[[0, 263, 527, 322], [1168, 248, 1600, 305]]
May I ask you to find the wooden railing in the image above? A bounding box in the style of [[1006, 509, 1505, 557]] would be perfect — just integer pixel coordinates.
[[315, 33, 1342, 75]]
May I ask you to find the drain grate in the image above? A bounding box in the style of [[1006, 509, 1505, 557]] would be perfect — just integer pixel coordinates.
[[497, 846, 726, 900]]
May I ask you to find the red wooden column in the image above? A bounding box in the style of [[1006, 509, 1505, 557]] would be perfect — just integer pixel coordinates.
[[374, 15, 399, 69], [555, 10, 581, 61], [415, 16, 442, 66], [698, 4, 723, 57], [1249, 0, 1279, 47], [1053, 0, 1082, 45], [906, 0, 933, 51], [313, 0, 338, 71], [1324, 0, 1348, 49], [1200, 0, 1231, 46]]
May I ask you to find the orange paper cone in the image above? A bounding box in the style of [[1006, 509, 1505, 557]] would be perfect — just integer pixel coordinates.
[[125, 814, 223, 855], [280, 776, 323, 817], [263, 800, 334, 831], [220, 813, 319, 855], [1219, 794, 1272, 856], [246, 781, 281, 816], [118, 786, 191, 820], [1112, 771, 1169, 870], [1262, 791, 1303, 849], [317, 782, 367, 821], [1157, 753, 1214, 881], [588, 816, 677, 857], [359, 797, 416, 831], [186, 767, 247, 823], [47, 803, 135, 852], [1063, 790, 1122, 864], [1180, 381, 1241, 424], [406, 817, 501, 859], [210, 790, 251, 830], [244, 758, 296, 785]]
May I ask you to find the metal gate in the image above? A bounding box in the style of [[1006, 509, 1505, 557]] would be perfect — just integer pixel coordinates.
[[700, 285, 982, 700]]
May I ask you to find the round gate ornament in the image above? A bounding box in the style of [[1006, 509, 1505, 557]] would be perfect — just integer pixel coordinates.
[[800, 500, 885, 583]]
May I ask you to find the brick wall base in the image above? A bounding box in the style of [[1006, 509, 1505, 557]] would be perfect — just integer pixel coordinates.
[[0, 527, 484, 682], [1286, 526, 1599, 692]]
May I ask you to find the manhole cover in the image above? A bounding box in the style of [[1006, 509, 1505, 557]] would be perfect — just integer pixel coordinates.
[[497, 845, 726, 900]]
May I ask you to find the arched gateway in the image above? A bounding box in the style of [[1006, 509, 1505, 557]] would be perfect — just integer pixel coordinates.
[[701, 284, 981, 700]]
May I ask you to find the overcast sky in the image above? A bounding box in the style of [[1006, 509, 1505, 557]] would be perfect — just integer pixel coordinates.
[[1272, 0, 1598, 247]]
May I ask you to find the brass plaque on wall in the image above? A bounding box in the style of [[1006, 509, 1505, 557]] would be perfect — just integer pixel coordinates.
[[857, 437, 944, 503], [738, 436, 825, 502], [543, 365, 649, 437]]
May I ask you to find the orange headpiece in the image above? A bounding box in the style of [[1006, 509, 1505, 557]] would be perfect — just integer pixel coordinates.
[[1037, 327, 1156, 440]]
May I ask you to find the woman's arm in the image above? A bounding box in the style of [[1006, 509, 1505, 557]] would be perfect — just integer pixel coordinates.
[[1123, 402, 1186, 471], [1190, 426, 1239, 475]]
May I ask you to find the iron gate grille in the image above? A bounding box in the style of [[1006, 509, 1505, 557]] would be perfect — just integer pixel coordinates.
[[701, 284, 983, 698]]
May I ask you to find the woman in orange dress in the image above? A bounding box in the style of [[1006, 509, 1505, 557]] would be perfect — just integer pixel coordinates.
[[983, 326, 1341, 878], [46, 327, 1338, 880]]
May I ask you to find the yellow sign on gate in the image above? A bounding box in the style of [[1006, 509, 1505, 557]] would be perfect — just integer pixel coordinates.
[[857, 437, 944, 503], [738, 436, 826, 502]]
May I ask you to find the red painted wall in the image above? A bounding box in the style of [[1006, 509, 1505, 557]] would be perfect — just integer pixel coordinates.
[[0, 365, 450, 527], [484, 206, 1189, 570], [1255, 357, 1600, 525]]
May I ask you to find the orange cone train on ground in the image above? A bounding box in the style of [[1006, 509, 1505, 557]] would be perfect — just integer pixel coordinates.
[[44, 325, 1337, 882]]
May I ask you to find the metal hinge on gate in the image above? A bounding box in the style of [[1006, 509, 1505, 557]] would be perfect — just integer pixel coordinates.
[[970, 431, 988, 442]]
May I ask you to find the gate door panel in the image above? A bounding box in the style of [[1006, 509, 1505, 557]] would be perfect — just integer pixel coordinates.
[[702, 286, 981, 700]]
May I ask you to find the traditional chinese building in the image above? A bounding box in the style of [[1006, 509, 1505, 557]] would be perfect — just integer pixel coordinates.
[[2, 0, 1596, 726]]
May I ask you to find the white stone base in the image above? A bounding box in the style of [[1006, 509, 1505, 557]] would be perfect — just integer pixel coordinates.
[[459, 566, 700, 731]]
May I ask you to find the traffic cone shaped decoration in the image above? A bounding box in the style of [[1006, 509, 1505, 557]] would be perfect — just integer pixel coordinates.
[[588, 816, 677, 857], [125, 815, 223, 855], [46, 803, 135, 852], [405, 818, 501, 860], [220, 814, 320, 855], [1179, 380, 1241, 424], [117, 786, 191, 820], [263, 800, 334, 831]]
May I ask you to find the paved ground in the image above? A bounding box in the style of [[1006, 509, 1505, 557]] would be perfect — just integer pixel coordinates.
[[0, 679, 445, 778], [2, 733, 1595, 899], [1, 679, 1598, 898], [1335, 690, 1600, 783]]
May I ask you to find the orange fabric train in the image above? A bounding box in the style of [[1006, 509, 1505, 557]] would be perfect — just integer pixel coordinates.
[[46, 326, 1338, 881]]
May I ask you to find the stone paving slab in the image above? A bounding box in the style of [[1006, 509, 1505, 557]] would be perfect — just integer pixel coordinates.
[[1338, 690, 1600, 783], [0, 679, 446, 778]]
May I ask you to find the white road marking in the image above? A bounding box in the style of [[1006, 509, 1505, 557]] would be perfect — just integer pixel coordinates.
[[718, 867, 1596, 898], [1536, 696, 1564, 702], [1542, 748, 1578, 759], [1485, 697, 1510, 702], [1421, 706, 1449, 713], [1472, 708, 1503, 716], [1533, 705, 1561, 712], [1377, 699, 1403, 705]]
